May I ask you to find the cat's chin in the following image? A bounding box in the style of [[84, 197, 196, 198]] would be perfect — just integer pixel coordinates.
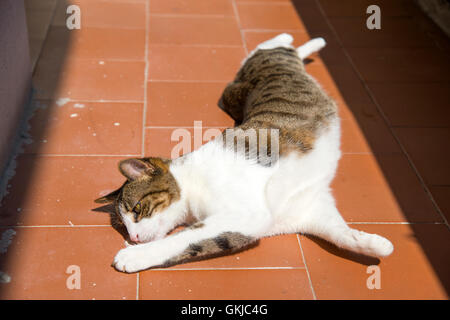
[[132, 232, 166, 244]]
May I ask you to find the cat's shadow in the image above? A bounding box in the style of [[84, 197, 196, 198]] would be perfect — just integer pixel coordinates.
[[301, 234, 381, 266], [91, 204, 379, 267], [303, 57, 314, 65], [91, 203, 260, 270], [91, 203, 114, 215], [91, 203, 129, 240]]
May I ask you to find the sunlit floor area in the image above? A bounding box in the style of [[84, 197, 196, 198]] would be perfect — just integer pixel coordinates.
[[0, 0, 448, 299]]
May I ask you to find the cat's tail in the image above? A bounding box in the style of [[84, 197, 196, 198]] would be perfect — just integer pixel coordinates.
[[296, 37, 326, 60]]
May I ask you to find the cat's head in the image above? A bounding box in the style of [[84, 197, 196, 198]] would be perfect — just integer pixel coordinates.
[[95, 157, 181, 243]]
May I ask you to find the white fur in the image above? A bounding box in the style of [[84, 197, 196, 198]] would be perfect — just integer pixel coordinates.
[[297, 37, 326, 59], [113, 34, 393, 273], [243, 33, 326, 66], [242, 33, 294, 65]]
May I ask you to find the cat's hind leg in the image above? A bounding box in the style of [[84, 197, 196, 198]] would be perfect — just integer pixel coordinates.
[[223, 33, 296, 121], [255, 33, 294, 50], [296, 37, 326, 60], [217, 81, 251, 124], [242, 33, 294, 65], [293, 190, 393, 258]]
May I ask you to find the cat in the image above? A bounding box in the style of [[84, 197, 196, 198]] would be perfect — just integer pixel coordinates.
[[95, 34, 394, 273]]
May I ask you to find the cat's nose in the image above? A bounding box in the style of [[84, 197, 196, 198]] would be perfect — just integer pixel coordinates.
[[130, 233, 140, 243]]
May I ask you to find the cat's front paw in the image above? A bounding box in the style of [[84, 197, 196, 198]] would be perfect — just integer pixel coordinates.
[[113, 245, 154, 273]]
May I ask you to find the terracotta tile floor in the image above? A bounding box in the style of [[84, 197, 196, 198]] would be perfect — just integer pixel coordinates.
[[0, 0, 449, 300]]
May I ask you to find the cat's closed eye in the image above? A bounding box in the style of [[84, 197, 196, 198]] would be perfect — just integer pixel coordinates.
[[132, 202, 142, 221]]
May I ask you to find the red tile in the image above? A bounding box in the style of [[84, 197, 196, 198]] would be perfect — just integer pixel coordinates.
[[429, 186, 450, 223], [52, 0, 146, 29], [237, 0, 291, 2], [318, 0, 414, 17], [145, 127, 224, 158], [148, 46, 245, 81], [33, 58, 145, 101], [0, 227, 136, 299], [149, 0, 234, 16], [139, 269, 313, 299], [409, 3, 450, 54], [289, 0, 332, 32], [0, 156, 126, 226], [394, 128, 450, 186], [304, 60, 374, 107], [237, 2, 306, 30], [330, 17, 434, 48], [336, 102, 354, 121], [346, 47, 450, 83], [146, 82, 233, 127], [369, 83, 450, 127], [332, 154, 438, 222], [300, 224, 449, 299], [349, 114, 401, 155], [149, 16, 241, 46], [40, 26, 145, 60], [305, 62, 401, 154], [340, 117, 372, 154], [167, 234, 304, 269], [17, 0, 450, 301], [316, 40, 349, 66], [373, 154, 443, 223], [25, 100, 142, 155]]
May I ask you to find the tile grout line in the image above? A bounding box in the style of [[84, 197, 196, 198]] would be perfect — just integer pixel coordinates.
[[34, 99, 145, 104], [30, 0, 59, 77], [358, 80, 450, 84], [296, 234, 317, 300], [347, 221, 447, 225], [313, 0, 450, 230], [136, 0, 150, 299], [145, 125, 228, 129], [22, 154, 142, 157], [231, 0, 249, 56], [141, 0, 151, 157], [148, 79, 229, 83], [0, 225, 113, 228], [149, 266, 306, 271], [24, 152, 375, 156], [237, 1, 293, 6], [391, 125, 450, 129], [149, 13, 235, 18], [16, 152, 413, 158], [41, 58, 147, 62], [1, 221, 445, 230], [241, 28, 307, 33], [149, 44, 244, 48], [147, 79, 450, 84]]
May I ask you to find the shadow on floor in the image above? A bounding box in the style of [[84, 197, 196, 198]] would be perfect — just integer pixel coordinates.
[[0, 0, 72, 298], [291, 0, 449, 295]]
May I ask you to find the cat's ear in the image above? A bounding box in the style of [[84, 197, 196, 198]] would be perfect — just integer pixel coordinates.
[[119, 158, 170, 180], [94, 187, 121, 204], [119, 158, 154, 180]]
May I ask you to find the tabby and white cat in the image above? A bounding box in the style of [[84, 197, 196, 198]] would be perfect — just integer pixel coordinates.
[[95, 34, 393, 273]]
